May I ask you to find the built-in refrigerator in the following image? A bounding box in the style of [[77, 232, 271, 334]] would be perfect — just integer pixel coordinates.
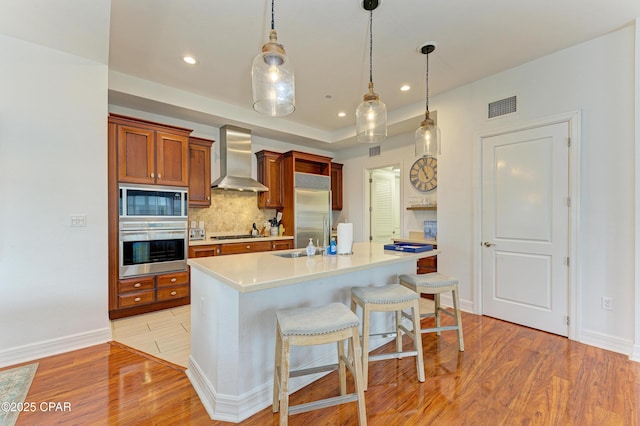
[[293, 173, 331, 249]]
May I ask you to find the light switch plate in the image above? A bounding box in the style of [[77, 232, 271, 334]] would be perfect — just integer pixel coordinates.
[[70, 214, 87, 227]]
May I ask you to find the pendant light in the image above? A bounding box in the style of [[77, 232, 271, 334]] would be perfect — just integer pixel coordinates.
[[356, 0, 387, 143], [415, 43, 441, 157], [252, 0, 295, 116]]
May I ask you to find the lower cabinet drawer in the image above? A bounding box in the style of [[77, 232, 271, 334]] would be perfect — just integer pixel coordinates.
[[157, 270, 190, 287], [118, 276, 155, 293], [118, 290, 155, 308], [219, 241, 273, 255], [157, 284, 189, 301]]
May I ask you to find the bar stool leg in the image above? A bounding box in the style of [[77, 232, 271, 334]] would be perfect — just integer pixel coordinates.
[[452, 287, 465, 351], [435, 293, 442, 336], [361, 303, 371, 389], [411, 298, 425, 382], [350, 327, 368, 426], [278, 338, 291, 426], [272, 330, 282, 412], [338, 340, 347, 395], [395, 310, 403, 353]]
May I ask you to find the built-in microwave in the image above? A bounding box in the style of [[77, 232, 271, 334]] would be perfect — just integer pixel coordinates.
[[119, 184, 188, 219]]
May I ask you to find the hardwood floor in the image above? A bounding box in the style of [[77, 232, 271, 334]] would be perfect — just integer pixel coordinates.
[[8, 312, 640, 425]]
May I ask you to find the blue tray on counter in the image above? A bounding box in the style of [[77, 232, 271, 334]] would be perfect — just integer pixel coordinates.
[[383, 243, 433, 253]]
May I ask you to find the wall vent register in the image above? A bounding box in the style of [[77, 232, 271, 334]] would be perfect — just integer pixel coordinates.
[[488, 95, 517, 119]]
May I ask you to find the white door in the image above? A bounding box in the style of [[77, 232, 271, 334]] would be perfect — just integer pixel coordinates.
[[370, 168, 399, 243], [481, 122, 569, 336]]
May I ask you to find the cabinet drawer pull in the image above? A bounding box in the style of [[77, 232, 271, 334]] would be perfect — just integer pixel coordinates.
[[134, 297, 142, 302], [246, 245, 250, 249], [158, 173, 162, 179], [170, 291, 177, 296], [170, 277, 177, 283], [134, 283, 142, 288], [150, 173, 154, 178]]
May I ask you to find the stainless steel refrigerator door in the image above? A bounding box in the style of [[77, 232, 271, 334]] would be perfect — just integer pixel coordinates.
[[294, 188, 331, 249]]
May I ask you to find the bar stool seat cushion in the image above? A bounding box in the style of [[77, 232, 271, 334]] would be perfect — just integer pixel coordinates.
[[276, 302, 360, 336], [351, 284, 419, 304], [399, 272, 458, 288]]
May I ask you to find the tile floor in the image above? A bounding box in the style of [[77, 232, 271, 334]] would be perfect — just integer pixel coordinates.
[[110, 299, 435, 370], [110, 305, 190, 367]]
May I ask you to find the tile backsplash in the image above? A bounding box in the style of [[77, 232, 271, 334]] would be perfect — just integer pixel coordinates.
[[188, 190, 276, 235]]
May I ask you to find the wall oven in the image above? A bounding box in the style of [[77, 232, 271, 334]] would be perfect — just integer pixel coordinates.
[[119, 220, 188, 278], [118, 184, 188, 278]]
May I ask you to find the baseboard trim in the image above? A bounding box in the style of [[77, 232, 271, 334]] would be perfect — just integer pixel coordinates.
[[579, 328, 634, 357], [0, 328, 111, 368], [186, 339, 387, 423]]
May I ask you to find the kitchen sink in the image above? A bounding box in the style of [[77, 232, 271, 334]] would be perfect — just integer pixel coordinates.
[[273, 251, 307, 258]]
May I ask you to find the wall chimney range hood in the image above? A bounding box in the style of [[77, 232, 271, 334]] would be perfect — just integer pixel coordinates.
[[211, 125, 268, 192]]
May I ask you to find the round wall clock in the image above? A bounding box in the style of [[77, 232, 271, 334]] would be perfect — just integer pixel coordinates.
[[409, 156, 437, 192]]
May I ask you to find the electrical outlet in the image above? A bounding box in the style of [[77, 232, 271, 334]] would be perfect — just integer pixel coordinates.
[[601, 296, 613, 310]]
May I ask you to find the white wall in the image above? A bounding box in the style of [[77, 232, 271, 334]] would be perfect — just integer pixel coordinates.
[[337, 25, 637, 354], [0, 34, 110, 366]]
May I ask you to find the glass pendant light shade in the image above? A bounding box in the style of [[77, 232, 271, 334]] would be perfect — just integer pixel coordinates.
[[356, 1, 386, 144], [415, 111, 441, 157], [356, 82, 387, 143], [252, 30, 295, 116], [415, 43, 440, 157]]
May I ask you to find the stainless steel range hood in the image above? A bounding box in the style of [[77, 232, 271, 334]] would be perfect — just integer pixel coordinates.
[[211, 125, 268, 192]]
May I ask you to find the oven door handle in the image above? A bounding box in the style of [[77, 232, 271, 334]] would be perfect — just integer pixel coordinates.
[[120, 229, 187, 242]]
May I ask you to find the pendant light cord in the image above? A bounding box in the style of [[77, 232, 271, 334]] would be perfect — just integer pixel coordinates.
[[368, 10, 373, 84], [425, 51, 430, 112], [271, 0, 275, 30]]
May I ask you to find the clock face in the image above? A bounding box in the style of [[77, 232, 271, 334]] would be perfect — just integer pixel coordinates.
[[409, 156, 437, 192]]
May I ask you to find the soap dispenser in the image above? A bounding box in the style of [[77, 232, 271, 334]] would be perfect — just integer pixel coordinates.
[[306, 238, 316, 256], [329, 237, 337, 255]]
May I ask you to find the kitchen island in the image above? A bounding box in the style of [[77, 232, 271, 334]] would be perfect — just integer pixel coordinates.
[[187, 242, 437, 422]]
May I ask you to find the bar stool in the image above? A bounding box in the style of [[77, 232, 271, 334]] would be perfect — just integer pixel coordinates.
[[399, 272, 464, 351], [350, 284, 425, 389], [273, 302, 367, 426]]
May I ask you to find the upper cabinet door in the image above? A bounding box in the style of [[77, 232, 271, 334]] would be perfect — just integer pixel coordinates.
[[331, 162, 343, 210], [117, 125, 156, 185], [156, 131, 189, 187], [256, 150, 283, 209], [188, 137, 214, 207]]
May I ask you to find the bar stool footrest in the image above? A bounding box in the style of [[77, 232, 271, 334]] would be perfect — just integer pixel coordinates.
[[289, 363, 338, 378], [369, 350, 418, 362], [289, 393, 359, 415]]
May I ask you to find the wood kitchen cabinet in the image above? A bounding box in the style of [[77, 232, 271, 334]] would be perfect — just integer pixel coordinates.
[[111, 114, 190, 187], [280, 151, 334, 243], [108, 114, 194, 320], [189, 136, 214, 207], [113, 270, 190, 317], [417, 255, 437, 274], [189, 245, 220, 258], [271, 239, 294, 251], [256, 150, 283, 209], [331, 162, 343, 210], [188, 238, 294, 258]]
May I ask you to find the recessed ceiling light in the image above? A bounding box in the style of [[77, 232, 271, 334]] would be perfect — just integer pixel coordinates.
[[183, 56, 197, 65], [337, 112, 346, 117], [401, 85, 411, 91]]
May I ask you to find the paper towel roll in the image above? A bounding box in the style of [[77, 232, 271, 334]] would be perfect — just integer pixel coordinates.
[[337, 223, 353, 255]]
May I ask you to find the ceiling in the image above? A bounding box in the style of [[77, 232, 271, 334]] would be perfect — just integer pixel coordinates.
[[3, 0, 640, 150]]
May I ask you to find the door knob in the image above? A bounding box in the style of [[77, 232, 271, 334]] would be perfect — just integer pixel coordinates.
[[483, 241, 495, 247]]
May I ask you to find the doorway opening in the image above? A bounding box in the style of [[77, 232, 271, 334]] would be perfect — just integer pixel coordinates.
[[366, 165, 401, 243]]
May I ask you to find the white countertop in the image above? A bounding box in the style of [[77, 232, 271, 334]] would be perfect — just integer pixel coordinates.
[[188, 242, 438, 293], [189, 235, 294, 247]]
